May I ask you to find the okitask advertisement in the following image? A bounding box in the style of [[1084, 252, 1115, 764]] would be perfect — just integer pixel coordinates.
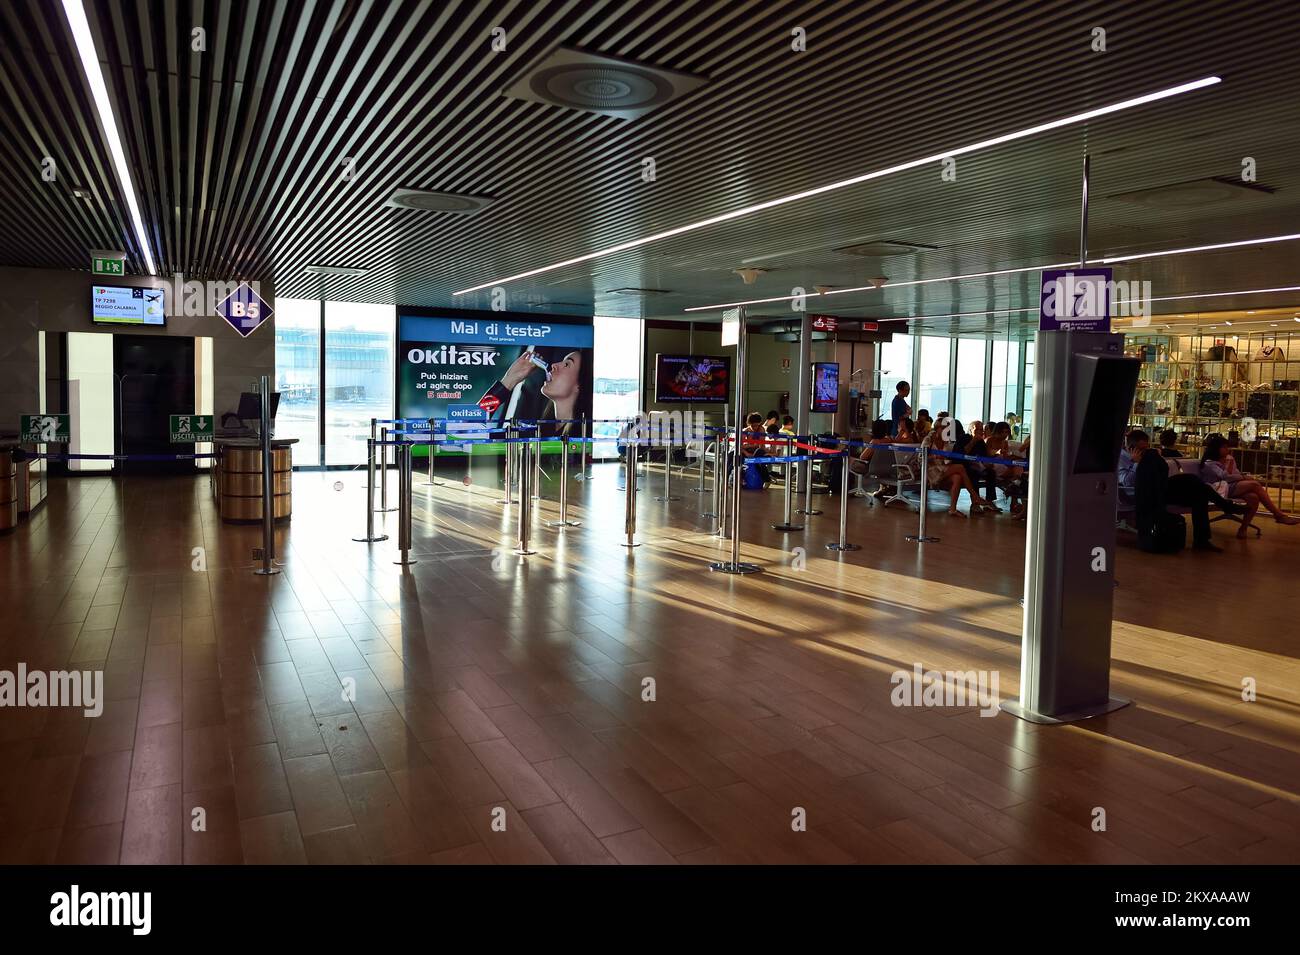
[[398, 312, 594, 454]]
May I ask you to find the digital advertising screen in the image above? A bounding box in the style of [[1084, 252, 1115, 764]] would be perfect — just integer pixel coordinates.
[[398, 311, 594, 454], [92, 285, 166, 325], [654, 354, 730, 403], [812, 361, 840, 413]]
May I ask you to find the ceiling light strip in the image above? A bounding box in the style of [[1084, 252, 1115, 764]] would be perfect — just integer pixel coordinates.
[[61, 0, 156, 275], [683, 232, 1300, 313], [453, 76, 1221, 295]]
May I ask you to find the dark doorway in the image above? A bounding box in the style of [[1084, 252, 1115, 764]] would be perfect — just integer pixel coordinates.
[[114, 335, 196, 475]]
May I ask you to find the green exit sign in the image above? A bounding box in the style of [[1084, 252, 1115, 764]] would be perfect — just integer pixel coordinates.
[[170, 414, 214, 442], [92, 256, 125, 276]]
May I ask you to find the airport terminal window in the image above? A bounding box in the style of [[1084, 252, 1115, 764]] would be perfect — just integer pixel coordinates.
[[916, 336, 952, 417], [592, 315, 643, 458], [989, 338, 1021, 426], [877, 333, 914, 422], [954, 337, 987, 425], [324, 301, 395, 467], [273, 298, 322, 465]]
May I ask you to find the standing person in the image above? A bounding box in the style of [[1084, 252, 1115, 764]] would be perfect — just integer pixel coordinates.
[[1200, 435, 1298, 536], [890, 382, 911, 436]]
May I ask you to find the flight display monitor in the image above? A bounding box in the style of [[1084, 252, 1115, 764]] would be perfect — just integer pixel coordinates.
[[92, 285, 166, 326], [654, 354, 730, 403]]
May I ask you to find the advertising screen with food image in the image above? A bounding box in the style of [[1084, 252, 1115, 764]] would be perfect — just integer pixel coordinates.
[[654, 354, 730, 403], [398, 311, 594, 455]]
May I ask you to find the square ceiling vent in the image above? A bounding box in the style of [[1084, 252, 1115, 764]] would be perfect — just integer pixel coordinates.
[[1106, 177, 1273, 208], [503, 47, 707, 120], [384, 188, 494, 214]]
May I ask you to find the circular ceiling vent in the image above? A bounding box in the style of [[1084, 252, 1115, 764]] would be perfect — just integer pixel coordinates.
[[504, 47, 707, 120], [385, 188, 494, 214]]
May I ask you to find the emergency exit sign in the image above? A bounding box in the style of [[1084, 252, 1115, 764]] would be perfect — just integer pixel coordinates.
[[169, 414, 214, 442], [92, 256, 125, 276]]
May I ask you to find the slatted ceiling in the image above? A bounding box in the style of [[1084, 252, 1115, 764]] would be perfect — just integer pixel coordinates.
[[1, 3, 1298, 327]]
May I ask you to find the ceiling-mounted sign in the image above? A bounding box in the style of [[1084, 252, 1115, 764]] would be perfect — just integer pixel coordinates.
[[721, 307, 740, 347], [92, 255, 125, 276], [1040, 268, 1112, 332], [810, 314, 839, 332], [169, 414, 214, 442], [20, 414, 69, 443], [216, 283, 274, 338]]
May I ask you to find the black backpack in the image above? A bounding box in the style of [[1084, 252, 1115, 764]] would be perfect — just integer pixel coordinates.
[[1140, 511, 1186, 554]]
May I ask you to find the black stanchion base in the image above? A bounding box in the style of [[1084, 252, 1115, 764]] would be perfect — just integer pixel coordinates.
[[513, 548, 536, 556], [655, 495, 681, 502], [709, 561, 762, 574], [548, 520, 582, 528], [772, 522, 804, 532], [377, 506, 399, 513], [621, 541, 640, 548], [393, 557, 418, 566], [253, 567, 282, 576], [352, 534, 389, 543], [905, 534, 940, 543], [826, 542, 861, 551], [796, 508, 823, 516]]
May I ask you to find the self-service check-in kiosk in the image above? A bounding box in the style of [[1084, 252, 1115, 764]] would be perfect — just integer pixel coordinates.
[[1002, 329, 1140, 724]]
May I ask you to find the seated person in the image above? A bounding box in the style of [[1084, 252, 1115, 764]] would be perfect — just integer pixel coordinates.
[[962, 422, 999, 510], [895, 416, 918, 443], [1159, 429, 1183, 458], [921, 416, 996, 517], [986, 422, 1025, 515], [914, 410, 933, 440], [1200, 434, 1298, 536], [780, 415, 796, 435], [1128, 430, 1244, 552], [739, 412, 772, 485], [763, 411, 781, 435]]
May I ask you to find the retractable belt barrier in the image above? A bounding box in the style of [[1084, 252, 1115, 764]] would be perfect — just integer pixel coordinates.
[[22, 451, 217, 461]]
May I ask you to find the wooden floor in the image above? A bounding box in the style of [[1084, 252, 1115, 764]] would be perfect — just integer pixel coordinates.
[[1, 458, 1298, 865]]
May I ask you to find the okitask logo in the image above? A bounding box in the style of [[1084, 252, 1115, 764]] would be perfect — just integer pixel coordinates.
[[50, 885, 151, 935], [406, 345, 498, 365]]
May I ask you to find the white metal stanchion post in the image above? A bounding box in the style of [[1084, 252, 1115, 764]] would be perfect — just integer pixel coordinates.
[[514, 436, 536, 555], [711, 307, 761, 574], [714, 431, 730, 538], [425, 418, 444, 486], [827, 448, 861, 552], [549, 433, 581, 528], [622, 442, 640, 548], [253, 375, 280, 575], [906, 445, 940, 543], [656, 417, 680, 502], [772, 436, 804, 532], [353, 435, 388, 543], [798, 434, 823, 517], [498, 424, 514, 505], [379, 426, 397, 512]]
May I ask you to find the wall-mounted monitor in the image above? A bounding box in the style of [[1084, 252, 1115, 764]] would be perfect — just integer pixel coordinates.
[[654, 354, 730, 403], [812, 361, 840, 413], [92, 285, 166, 326]]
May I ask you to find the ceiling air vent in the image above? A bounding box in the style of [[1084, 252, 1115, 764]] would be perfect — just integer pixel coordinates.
[[835, 240, 938, 257], [305, 264, 368, 276], [385, 188, 494, 214], [503, 47, 707, 120], [1106, 177, 1274, 208]]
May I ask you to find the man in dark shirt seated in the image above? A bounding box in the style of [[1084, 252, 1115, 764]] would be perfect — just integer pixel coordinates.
[[1126, 430, 1243, 553], [1159, 429, 1183, 458]]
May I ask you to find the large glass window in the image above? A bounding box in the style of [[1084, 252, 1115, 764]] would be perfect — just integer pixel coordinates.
[[916, 336, 951, 419], [989, 338, 1020, 427], [66, 332, 115, 472], [1021, 339, 1036, 436], [324, 301, 395, 466], [954, 337, 987, 425], [592, 315, 643, 458], [274, 298, 322, 465], [877, 333, 914, 424]]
